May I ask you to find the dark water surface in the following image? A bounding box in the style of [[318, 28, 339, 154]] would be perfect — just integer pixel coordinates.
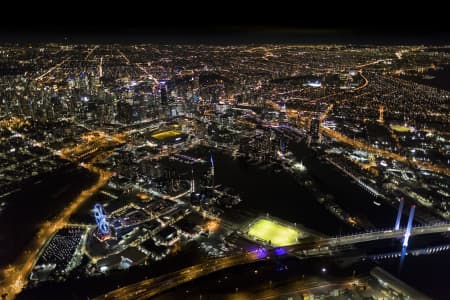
[[15, 142, 450, 299]]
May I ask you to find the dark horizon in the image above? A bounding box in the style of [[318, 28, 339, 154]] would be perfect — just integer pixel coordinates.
[[2, 0, 449, 39], [1, 27, 449, 45], [2, 0, 449, 45]]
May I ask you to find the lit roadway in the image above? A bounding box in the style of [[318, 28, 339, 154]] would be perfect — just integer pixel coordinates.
[[35, 56, 70, 81], [0, 165, 113, 299], [325, 223, 450, 248], [86, 45, 99, 59], [116, 49, 159, 86], [315, 68, 449, 177], [320, 126, 450, 177], [301, 69, 368, 106], [0, 130, 123, 299], [93, 223, 450, 300], [93, 253, 260, 300]]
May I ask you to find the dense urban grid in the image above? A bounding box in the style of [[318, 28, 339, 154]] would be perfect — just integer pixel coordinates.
[[0, 43, 449, 299]]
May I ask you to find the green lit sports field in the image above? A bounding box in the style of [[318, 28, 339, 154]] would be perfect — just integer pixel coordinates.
[[151, 130, 182, 140], [248, 218, 300, 246]]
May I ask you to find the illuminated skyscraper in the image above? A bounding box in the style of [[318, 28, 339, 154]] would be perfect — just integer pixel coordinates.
[[310, 117, 320, 141], [160, 83, 168, 106]]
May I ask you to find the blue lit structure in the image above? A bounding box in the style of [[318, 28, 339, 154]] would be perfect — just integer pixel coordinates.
[[94, 203, 110, 236], [403, 205, 415, 248], [209, 152, 215, 170], [280, 138, 287, 153], [394, 198, 404, 230], [248, 246, 268, 259], [399, 205, 415, 272], [255, 247, 267, 259], [209, 152, 215, 187], [274, 247, 287, 256]]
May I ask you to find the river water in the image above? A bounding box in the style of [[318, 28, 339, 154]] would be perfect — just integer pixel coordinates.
[[404, 64, 450, 91], [209, 141, 397, 235], [13, 140, 450, 299], [387, 60, 450, 299], [207, 141, 449, 299]]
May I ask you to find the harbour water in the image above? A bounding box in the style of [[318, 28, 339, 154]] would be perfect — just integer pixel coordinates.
[[13, 141, 450, 299], [209, 142, 449, 299], [402, 64, 450, 91]]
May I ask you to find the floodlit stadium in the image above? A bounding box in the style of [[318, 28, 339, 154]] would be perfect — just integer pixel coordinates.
[[247, 217, 301, 246], [151, 130, 183, 140], [389, 124, 412, 133]]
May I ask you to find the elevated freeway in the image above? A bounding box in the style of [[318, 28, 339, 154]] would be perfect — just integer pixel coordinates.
[[93, 222, 450, 300]]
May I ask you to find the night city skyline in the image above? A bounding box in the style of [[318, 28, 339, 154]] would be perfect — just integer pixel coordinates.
[[0, 18, 449, 300]]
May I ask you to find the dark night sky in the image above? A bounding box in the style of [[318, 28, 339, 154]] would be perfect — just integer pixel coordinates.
[[1, 1, 449, 44]]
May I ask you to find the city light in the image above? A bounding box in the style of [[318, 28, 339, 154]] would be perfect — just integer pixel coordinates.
[[0, 41, 448, 300], [247, 218, 301, 246]]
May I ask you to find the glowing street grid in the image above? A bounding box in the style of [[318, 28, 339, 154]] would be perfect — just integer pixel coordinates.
[[151, 130, 182, 140], [248, 218, 301, 246]]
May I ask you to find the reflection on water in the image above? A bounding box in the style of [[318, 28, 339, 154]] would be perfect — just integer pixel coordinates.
[[204, 142, 398, 234], [403, 64, 450, 91], [198, 144, 449, 299]]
